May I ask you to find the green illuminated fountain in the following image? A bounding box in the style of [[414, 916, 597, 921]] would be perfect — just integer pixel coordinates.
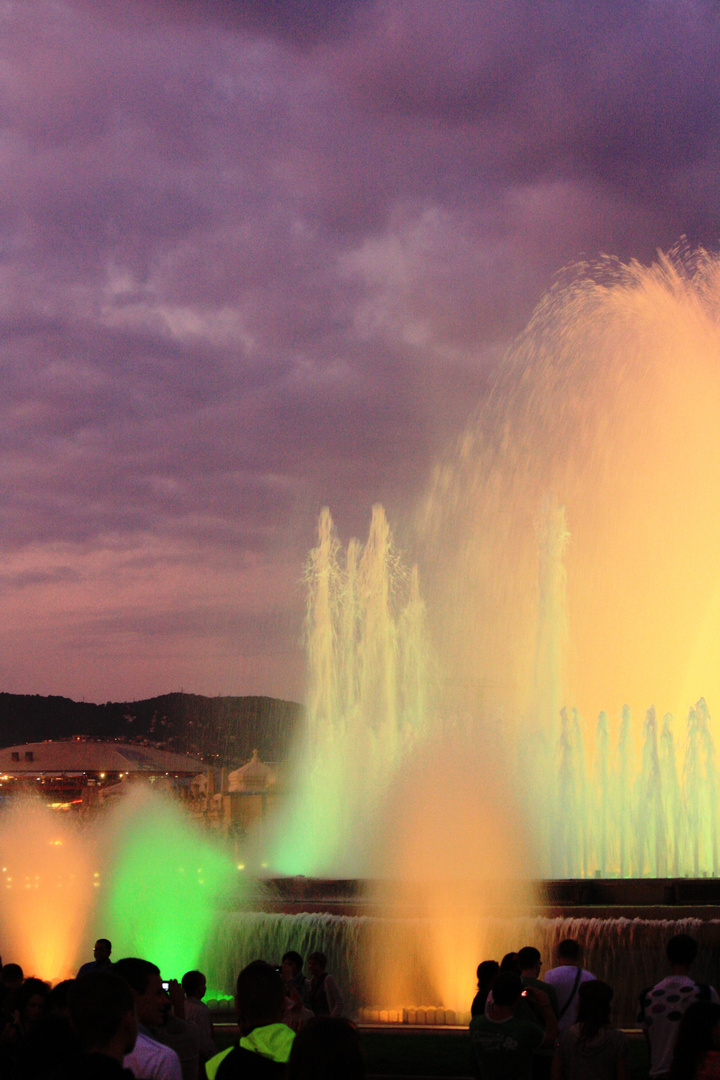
[[0, 789, 236, 991], [97, 787, 236, 985]]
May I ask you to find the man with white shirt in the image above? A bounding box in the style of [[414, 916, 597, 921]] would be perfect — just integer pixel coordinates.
[[114, 957, 182, 1080], [542, 939, 595, 1031], [638, 933, 719, 1080]]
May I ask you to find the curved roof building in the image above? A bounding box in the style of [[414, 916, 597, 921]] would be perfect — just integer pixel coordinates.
[[0, 739, 205, 783]]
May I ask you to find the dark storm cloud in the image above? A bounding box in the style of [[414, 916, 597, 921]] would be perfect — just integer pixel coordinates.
[[342, 2, 720, 238], [0, 0, 716, 699]]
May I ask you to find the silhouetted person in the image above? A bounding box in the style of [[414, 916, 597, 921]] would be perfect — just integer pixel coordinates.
[[470, 972, 558, 1080], [1, 963, 23, 1011], [286, 1016, 365, 1080], [78, 939, 114, 977], [154, 982, 200, 1080], [47, 981, 75, 1017], [544, 940, 596, 1032], [518, 947, 560, 1080], [0, 1008, 18, 1078], [669, 1000, 720, 1080], [307, 953, 343, 1018], [281, 953, 309, 1004], [501, 952, 522, 974], [181, 971, 216, 1063], [1, 964, 23, 989], [15, 979, 79, 1080], [67, 970, 137, 1078], [472, 961, 499, 1017], [205, 960, 295, 1078], [552, 980, 627, 1080], [280, 953, 312, 1033], [15, 977, 49, 1036], [638, 934, 719, 1080]]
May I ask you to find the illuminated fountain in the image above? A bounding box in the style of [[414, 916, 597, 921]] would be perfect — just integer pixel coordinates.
[[0, 798, 99, 984], [0, 787, 236, 988], [269, 248, 720, 891], [95, 786, 236, 980], [267, 504, 433, 878], [414, 247, 720, 880], [3, 247, 720, 1023], [259, 246, 720, 1015]]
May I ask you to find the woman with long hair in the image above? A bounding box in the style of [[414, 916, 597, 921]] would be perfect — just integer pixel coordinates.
[[552, 980, 626, 1080], [471, 960, 499, 1017]]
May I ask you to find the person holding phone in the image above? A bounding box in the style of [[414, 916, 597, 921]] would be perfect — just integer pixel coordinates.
[[114, 957, 182, 1080], [471, 972, 558, 1080]]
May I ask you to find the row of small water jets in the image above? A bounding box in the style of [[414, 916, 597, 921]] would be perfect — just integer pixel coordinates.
[[533, 698, 720, 880]]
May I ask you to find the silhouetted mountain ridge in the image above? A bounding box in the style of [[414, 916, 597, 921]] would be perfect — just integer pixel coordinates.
[[0, 692, 303, 765]]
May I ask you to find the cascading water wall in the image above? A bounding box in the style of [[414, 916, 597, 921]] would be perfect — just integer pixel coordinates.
[[416, 245, 720, 878], [266, 505, 432, 878], [207, 910, 720, 1027]]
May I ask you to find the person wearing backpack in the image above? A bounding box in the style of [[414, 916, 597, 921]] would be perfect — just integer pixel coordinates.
[[544, 940, 596, 1033]]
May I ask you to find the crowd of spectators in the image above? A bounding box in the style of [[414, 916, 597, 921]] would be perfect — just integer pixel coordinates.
[[1, 931, 718, 1078], [470, 933, 720, 1080], [0, 940, 354, 1079]]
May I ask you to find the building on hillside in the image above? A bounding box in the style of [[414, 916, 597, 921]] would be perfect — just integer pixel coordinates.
[[0, 739, 206, 811], [0, 739, 283, 837]]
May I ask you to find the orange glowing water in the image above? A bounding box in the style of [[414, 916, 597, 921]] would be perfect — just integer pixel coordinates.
[[421, 248, 720, 727], [0, 789, 234, 987], [362, 734, 538, 1013], [0, 798, 97, 982]]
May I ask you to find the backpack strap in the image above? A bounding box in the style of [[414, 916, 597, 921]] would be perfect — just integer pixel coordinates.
[[558, 967, 583, 1021]]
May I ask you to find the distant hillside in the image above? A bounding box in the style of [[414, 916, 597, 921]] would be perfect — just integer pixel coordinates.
[[0, 692, 304, 766]]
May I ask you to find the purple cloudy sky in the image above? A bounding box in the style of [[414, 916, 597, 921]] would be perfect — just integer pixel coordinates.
[[0, 0, 718, 703]]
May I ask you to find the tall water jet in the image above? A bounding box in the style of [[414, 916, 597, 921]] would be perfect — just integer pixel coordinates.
[[415, 246, 720, 876], [266, 505, 538, 1010], [267, 505, 431, 877], [422, 246, 720, 725]]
